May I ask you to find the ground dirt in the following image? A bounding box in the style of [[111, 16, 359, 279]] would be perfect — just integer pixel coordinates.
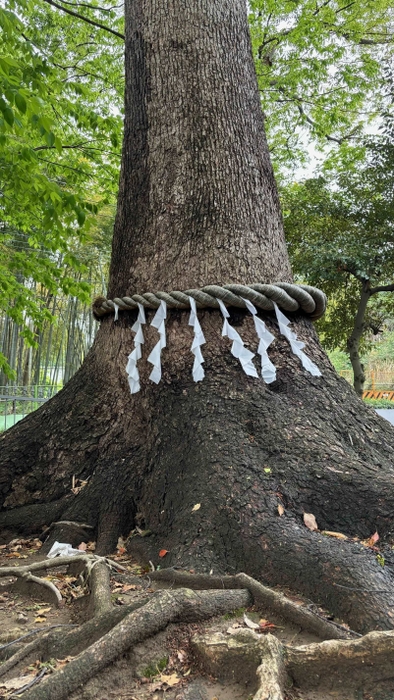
[[0, 538, 393, 700]]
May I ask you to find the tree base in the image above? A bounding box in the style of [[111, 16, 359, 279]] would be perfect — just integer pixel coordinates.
[[2, 313, 394, 633]]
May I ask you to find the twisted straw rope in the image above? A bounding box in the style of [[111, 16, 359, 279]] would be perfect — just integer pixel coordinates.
[[93, 283, 326, 321]]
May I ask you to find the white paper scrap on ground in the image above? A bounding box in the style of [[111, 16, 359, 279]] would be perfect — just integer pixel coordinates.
[[217, 299, 258, 377], [47, 541, 83, 558], [242, 298, 276, 383], [273, 302, 322, 377], [114, 302, 119, 321], [148, 300, 167, 384], [126, 302, 146, 394], [188, 296, 206, 382]]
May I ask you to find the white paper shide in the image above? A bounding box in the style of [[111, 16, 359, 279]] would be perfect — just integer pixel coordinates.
[[123, 295, 322, 393], [273, 303, 321, 376], [148, 300, 167, 384], [188, 296, 206, 382], [126, 302, 146, 394], [217, 299, 258, 377], [242, 298, 276, 383]]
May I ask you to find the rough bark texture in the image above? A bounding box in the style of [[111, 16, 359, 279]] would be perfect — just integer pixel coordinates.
[[109, 0, 292, 293], [1, 0, 394, 637]]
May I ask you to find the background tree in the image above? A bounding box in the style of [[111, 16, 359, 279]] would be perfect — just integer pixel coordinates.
[[0, 0, 122, 375], [282, 139, 394, 394]]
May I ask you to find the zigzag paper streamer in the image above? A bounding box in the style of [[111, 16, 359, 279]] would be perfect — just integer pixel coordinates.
[[114, 302, 119, 321], [126, 302, 146, 394], [242, 298, 276, 383], [217, 299, 258, 377], [148, 300, 167, 384], [188, 297, 205, 382], [273, 302, 321, 377]]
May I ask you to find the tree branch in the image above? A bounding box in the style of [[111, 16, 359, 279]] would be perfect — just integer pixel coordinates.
[[52, 0, 121, 12], [369, 282, 394, 294], [40, 0, 125, 40]]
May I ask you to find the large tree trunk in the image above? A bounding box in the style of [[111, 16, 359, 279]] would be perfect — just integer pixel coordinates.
[[1, 0, 394, 635]]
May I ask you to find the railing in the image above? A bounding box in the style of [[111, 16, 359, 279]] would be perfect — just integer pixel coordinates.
[[0, 385, 60, 432]]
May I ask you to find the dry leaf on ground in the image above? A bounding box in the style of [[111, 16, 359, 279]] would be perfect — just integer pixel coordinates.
[[362, 531, 379, 547], [159, 672, 181, 687], [322, 531, 348, 540], [303, 512, 318, 531]]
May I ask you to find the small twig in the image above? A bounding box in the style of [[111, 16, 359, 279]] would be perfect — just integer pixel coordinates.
[[26, 573, 63, 604], [333, 582, 393, 594], [142, 575, 151, 590], [306, 605, 361, 638], [103, 557, 128, 573], [11, 668, 47, 696]]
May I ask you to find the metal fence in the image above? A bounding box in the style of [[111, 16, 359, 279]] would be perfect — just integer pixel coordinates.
[[0, 385, 60, 432]]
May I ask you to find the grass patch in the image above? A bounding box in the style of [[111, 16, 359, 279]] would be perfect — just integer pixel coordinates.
[[222, 607, 246, 620], [141, 657, 168, 678]]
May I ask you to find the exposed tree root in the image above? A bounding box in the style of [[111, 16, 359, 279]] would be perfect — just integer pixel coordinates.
[[2, 565, 394, 699], [287, 629, 394, 688], [21, 588, 252, 700], [193, 627, 394, 699], [150, 569, 357, 640], [0, 554, 126, 607]]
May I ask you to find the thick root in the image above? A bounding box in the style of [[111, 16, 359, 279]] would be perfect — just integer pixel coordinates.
[[193, 627, 394, 698], [150, 569, 356, 640], [21, 588, 252, 700]]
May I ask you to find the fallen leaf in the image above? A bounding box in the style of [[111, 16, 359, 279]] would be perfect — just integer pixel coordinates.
[[362, 531, 379, 547], [121, 584, 138, 592], [55, 656, 75, 669], [243, 613, 260, 630], [78, 542, 87, 551], [191, 503, 201, 512], [159, 549, 168, 558], [177, 650, 186, 662], [34, 616, 47, 624], [322, 531, 348, 540], [277, 504, 285, 516], [259, 619, 277, 630], [37, 607, 51, 614], [303, 512, 318, 531], [159, 672, 181, 687]]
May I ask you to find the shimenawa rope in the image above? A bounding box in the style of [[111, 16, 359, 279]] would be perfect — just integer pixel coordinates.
[[93, 283, 326, 321]]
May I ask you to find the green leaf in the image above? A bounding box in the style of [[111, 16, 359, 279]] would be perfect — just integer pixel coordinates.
[[3, 106, 14, 126], [15, 92, 27, 114], [45, 130, 55, 147]]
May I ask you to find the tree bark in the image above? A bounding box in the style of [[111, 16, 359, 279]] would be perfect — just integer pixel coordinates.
[[1, 0, 394, 635]]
